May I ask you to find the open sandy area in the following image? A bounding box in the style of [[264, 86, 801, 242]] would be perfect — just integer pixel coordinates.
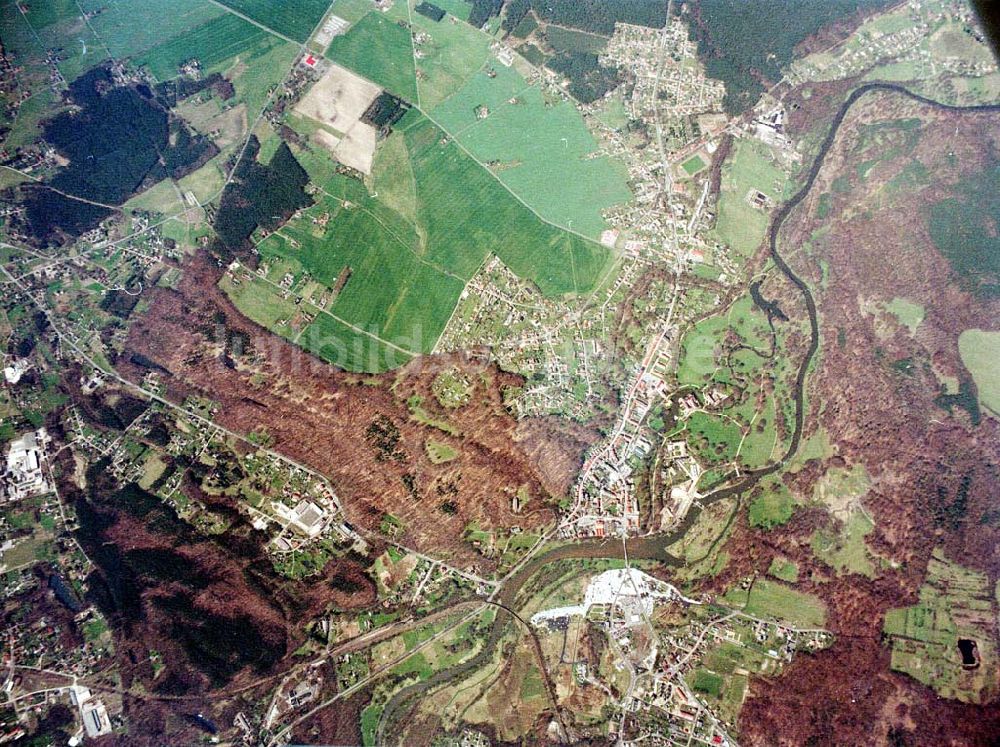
[[296, 63, 381, 174]]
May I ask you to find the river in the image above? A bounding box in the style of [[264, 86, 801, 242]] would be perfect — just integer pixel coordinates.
[[375, 83, 1000, 742]]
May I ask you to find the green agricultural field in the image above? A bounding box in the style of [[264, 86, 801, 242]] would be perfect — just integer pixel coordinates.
[[520, 666, 546, 699], [430, 0, 473, 21], [459, 88, 631, 237], [303, 313, 417, 372], [159, 217, 210, 250], [328, 0, 378, 24], [737, 395, 777, 468], [213, 0, 331, 41], [176, 159, 227, 204], [225, 179, 435, 372], [716, 204, 768, 259], [431, 62, 527, 131], [80, 0, 223, 58], [262, 196, 466, 345], [32, 11, 109, 83], [883, 549, 997, 702], [519, 43, 546, 66], [22, 0, 83, 28], [136, 9, 296, 123], [391, 651, 434, 681], [4, 0, 102, 85], [371, 130, 419, 224], [789, 427, 835, 471], [725, 579, 826, 628], [592, 91, 630, 131], [222, 38, 300, 116], [1, 3, 48, 81], [715, 138, 789, 257], [3, 87, 61, 152], [323, 7, 631, 235], [123, 179, 185, 216], [0, 535, 48, 568], [247, 99, 612, 372], [395, 112, 612, 292], [134, 13, 277, 81], [677, 316, 725, 384], [326, 11, 419, 101], [430, 67, 631, 237], [930, 24, 994, 63], [408, 0, 492, 109], [958, 328, 1000, 415], [220, 274, 300, 332], [0, 169, 29, 190], [544, 25, 609, 54]]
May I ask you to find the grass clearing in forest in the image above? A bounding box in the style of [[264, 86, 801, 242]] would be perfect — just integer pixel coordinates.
[[811, 511, 876, 578], [768, 557, 799, 583], [958, 328, 1000, 415], [884, 297, 925, 334], [724, 578, 826, 628], [748, 480, 795, 530]]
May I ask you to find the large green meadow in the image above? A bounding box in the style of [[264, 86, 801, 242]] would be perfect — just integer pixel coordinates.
[[259, 195, 466, 348], [322, 0, 632, 238], [397, 111, 613, 293], [134, 14, 279, 81], [451, 85, 632, 237], [232, 107, 615, 371], [237, 110, 611, 370], [326, 12, 419, 101], [724, 579, 827, 628], [26, 0, 300, 104], [214, 0, 331, 41], [4, 0, 101, 86], [79, 0, 223, 58], [714, 139, 790, 257], [958, 329, 1000, 415], [408, 3, 492, 109]]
